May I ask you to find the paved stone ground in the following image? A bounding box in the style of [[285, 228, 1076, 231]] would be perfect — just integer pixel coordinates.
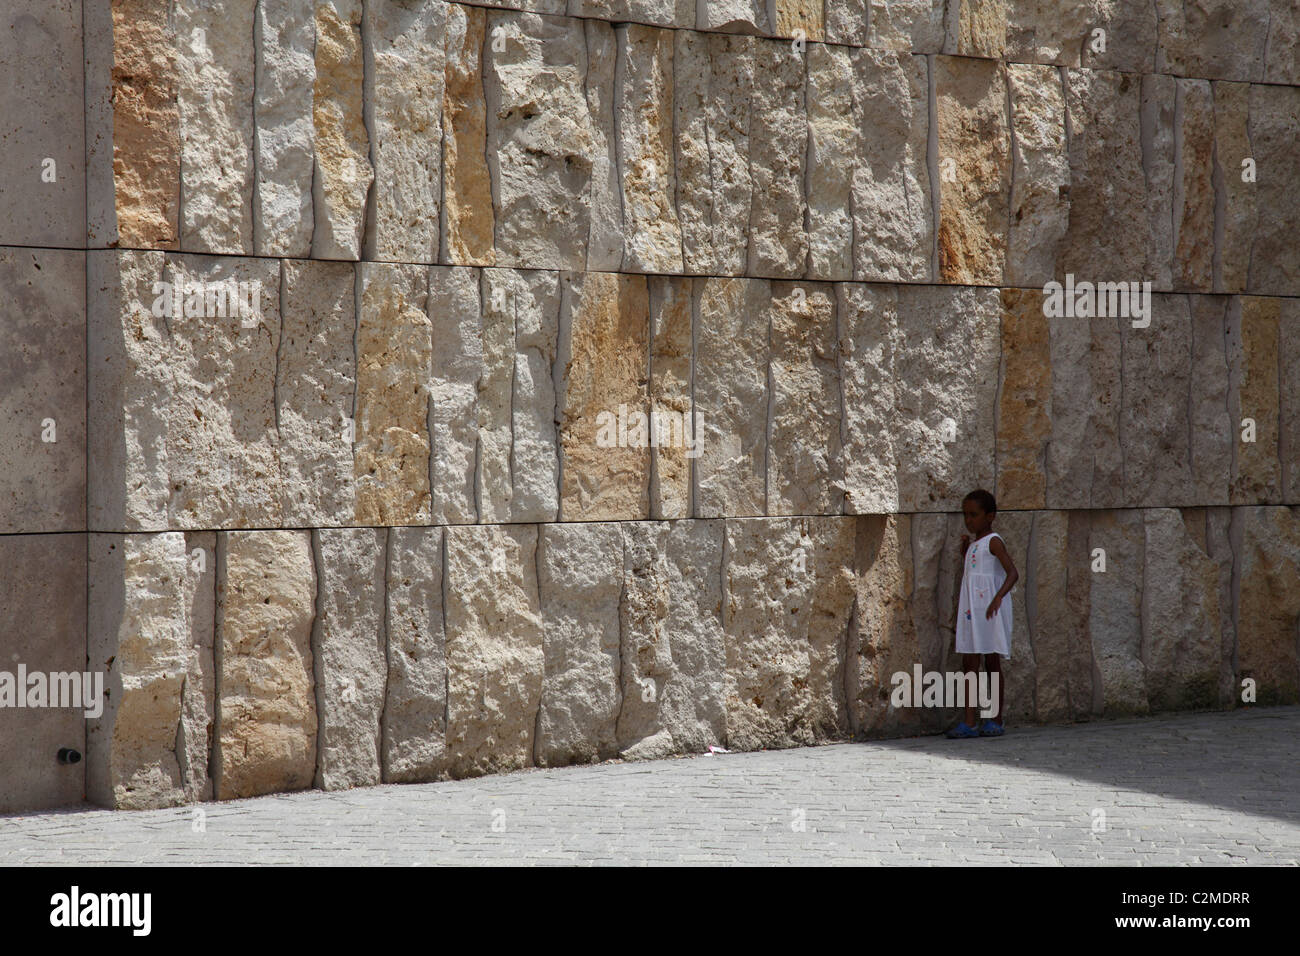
[[2, 708, 1296, 865]]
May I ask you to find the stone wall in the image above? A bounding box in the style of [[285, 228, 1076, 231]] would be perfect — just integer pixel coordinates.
[[1, 0, 1297, 811]]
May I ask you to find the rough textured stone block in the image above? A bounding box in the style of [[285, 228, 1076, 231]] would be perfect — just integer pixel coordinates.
[[648, 276, 694, 519], [768, 282, 842, 515], [949, 0, 1005, 58], [698, 0, 771, 34], [1235, 506, 1300, 704], [556, 271, 650, 520], [1282, 300, 1300, 504], [253, 0, 315, 257], [1264, 6, 1300, 85], [723, 517, 855, 750], [935, 55, 1009, 285], [745, 37, 807, 278], [1187, 295, 1233, 504], [1155, 0, 1270, 82], [0, 249, 86, 533], [618, 520, 726, 758], [1008, 1, 1156, 72], [583, 20, 624, 273], [179, 530, 216, 802], [837, 282, 898, 514], [774, 0, 825, 40], [312, 528, 386, 791], [824, 0, 867, 45], [537, 523, 623, 765], [363, 0, 444, 262], [1026, 510, 1094, 722], [444, 524, 544, 777], [1246, 84, 1300, 297], [1227, 297, 1282, 504], [694, 277, 769, 517], [1212, 81, 1254, 294], [1172, 79, 1216, 292], [428, 265, 481, 524], [442, 3, 495, 266], [893, 285, 1000, 511], [997, 288, 1051, 510], [867, 0, 946, 52], [570, 0, 693, 28], [1085, 510, 1147, 715], [1045, 316, 1123, 510], [354, 262, 432, 525], [383, 527, 447, 783], [1006, 63, 1068, 287], [806, 43, 855, 281], [0, 1, 84, 247], [215, 530, 317, 800], [312, 0, 371, 260]]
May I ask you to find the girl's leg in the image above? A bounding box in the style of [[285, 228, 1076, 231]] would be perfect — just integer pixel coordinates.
[[983, 654, 1002, 724], [962, 653, 980, 726]]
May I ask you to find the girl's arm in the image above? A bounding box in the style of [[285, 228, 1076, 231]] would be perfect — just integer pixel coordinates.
[[985, 536, 1020, 618]]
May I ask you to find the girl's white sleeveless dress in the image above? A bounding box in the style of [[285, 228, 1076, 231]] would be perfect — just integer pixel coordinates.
[[956, 532, 1013, 658]]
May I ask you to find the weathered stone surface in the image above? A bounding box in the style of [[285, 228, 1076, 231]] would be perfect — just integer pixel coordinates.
[[1141, 509, 1222, 711], [1172, 79, 1215, 292], [0, 534, 86, 813], [583, 19, 624, 273], [1187, 296, 1233, 504], [471, 0, 565, 12], [427, 265, 481, 524], [935, 56, 1009, 285], [867, 0, 946, 52], [87, 533, 189, 810], [648, 276, 693, 519], [215, 530, 317, 800], [806, 44, 855, 281], [354, 262, 431, 525], [179, 530, 216, 802], [382, 527, 446, 783], [1085, 510, 1147, 715], [893, 285, 1000, 511], [1008, 1, 1156, 72], [363, 0, 444, 262], [1204, 507, 1238, 704], [837, 282, 898, 514], [312, 0, 371, 260], [1155, 0, 1270, 82], [723, 517, 855, 750], [1045, 315, 1123, 509], [0, 249, 86, 533], [1141, 74, 1177, 291], [175, 0, 256, 254], [997, 288, 1051, 510], [1264, 7, 1300, 85], [312, 528, 386, 791], [277, 260, 357, 527], [536, 523, 622, 765], [0, 1, 84, 247], [1227, 297, 1281, 504], [1006, 63, 1068, 287], [253, 0, 315, 257], [1236, 506, 1300, 704], [1246, 84, 1300, 297], [693, 277, 768, 517], [823, 0, 867, 45], [851, 50, 933, 282], [484, 12, 604, 270], [1282, 300, 1299, 504], [949, 0, 1006, 58], [164, 254, 283, 528], [617, 25, 683, 274], [556, 271, 650, 521], [569, 0, 693, 29], [441, 3, 495, 266], [618, 520, 726, 757], [768, 282, 842, 514], [774, 0, 824, 40], [698, 0, 771, 34], [443, 524, 544, 777], [1026, 510, 1094, 722], [1211, 81, 1254, 293], [746, 37, 807, 278]]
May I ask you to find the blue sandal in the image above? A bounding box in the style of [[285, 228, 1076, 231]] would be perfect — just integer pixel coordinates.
[[979, 720, 1004, 736], [945, 722, 980, 739]]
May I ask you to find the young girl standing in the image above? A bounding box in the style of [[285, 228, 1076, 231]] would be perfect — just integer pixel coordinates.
[[946, 489, 1019, 738]]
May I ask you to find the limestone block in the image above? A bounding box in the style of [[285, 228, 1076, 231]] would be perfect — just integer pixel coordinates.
[[617, 25, 683, 274], [893, 285, 1000, 512], [837, 282, 898, 514], [806, 44, 855, 281], [0, 249, 86, 533], [723, 517, 855, 751], [745, 37, 807, 278], [444, 524, 544, 777], [175, 0, 256, 255], [312, 0, 371, 260], [1235, 506, 1300, 704], [1141, 510, 1222, 711], [0, 534, 86, 813], [163, 254, 283, 528], [648, 276, 694, 519], [277, 260, 358, 527], [1227, 297, 1281, 504], [693, 277, 769, 517], [214, 530, 317, 800], [428, 265, 481, 524], [470, 0, 566, 12], [1204, 507, 1238, 704], [536, 523, 623, 766], [1084, 510, 1147, 715], [935, 56, 1009, 285], [354, 262, 432, 525], [383, 527, 447, 784], [556, 271, 650, 521], [87, 533, 189, 810], [1006, 63, 1068, 287], [1282, 300, 1299, 504], [484, 12, 604, 270], [363, 0, 444, 262], [442, 3, 495, 266], [1264, 6, 1300, 85], [674, 32, 755, 277], [1140, 74, 1177, 291], [1008, 1, 1156, 72], [996, 289, 1051, 510], [1211, 82, 1254, 293], [698, 0, 771, 34], [773, 0, 824, 40], [476, 270, 520, 523], [618, 520, 726, 758], [569, 0, 694, 29], [179, 531, 216, 802], [1246, 84, 1300, 297], [824, 0, 867, 45], [1026, 511, 1093, 722], [1187, 296, 1233, 504], [583, 19, 624, 273], [1155, 0, 1269, 82], [312, 528, 386, 791], [948, 0, 1006, 58], [1044, 315, 1122, 509], [1172, 79, 1216, 292], [253, 0, 315, 257], [768, 282, 842, 515], [0, 0, 84, 247], [866, 0, 946, 52]]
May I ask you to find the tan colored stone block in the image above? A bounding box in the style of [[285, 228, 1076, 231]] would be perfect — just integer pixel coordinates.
[[1246, 84, 1300, 297], [1045, 316, 1123, 510], [1188, 296, 1233, 504], [1172, 79, 1215, 292], [837, 282, 899, 514], [1156, 0, 1269, 82], [1006, 63, 1068, 287], [1085, 510, 1147, 716], [775, 0, 824, 41], [1026, 511, 1093, 722], [996, 289, 1050, 511], [1236, 506, 1300, 704], [179, 530, 216, 802], [312, 0, 371, 260], [1228, 297, 1281, 504], [867, 0, 946, 52], [806, 43, 855, 281], [949, 0, 1005, 58], [1282, 300, 1299, 504], [441, 3, 495, 266], [1211, 81, 1254, 294], [648, 276, 693, 519], [746, 36, 807, 278]]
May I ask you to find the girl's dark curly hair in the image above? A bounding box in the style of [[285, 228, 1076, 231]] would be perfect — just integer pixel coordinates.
[[963, 488, 997, 515]]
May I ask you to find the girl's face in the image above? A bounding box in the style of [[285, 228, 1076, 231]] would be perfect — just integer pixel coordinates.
[[962, 500, 993, 535]]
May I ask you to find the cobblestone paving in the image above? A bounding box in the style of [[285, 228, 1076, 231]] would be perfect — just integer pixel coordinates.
[[2, 708, 1296, 865]]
